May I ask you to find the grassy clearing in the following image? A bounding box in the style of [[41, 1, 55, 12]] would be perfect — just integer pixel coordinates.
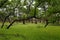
[[0, 23, 60, 40]]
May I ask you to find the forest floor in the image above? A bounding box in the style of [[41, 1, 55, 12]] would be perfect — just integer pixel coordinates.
[[0, 23, 60, 40]]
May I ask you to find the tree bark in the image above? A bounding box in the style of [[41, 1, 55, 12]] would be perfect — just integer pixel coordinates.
[[7, 19, 16, 29], [1, 14, 11, 28], [0, 16, 3, 22], [44, 19, 49, 28], [35, 19, 37, 24], [7, 18, 11, 23], [22, 19, 25, 24]]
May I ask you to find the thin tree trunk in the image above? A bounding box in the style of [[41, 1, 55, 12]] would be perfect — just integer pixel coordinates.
[[35, 19, 37, 24], [28, 19, 30, 23], [7, 19, 16, 29], [1, 14, 11, 28], [44, 19, 49, 28], [7, 18, 11, 23], [34, 7, 36, 18], [52, 20, 56, 24], [23, 19, 25, 24], [31, 18, 33, 23], [39, 19, 41, 23], [0, 16, 3, 22]]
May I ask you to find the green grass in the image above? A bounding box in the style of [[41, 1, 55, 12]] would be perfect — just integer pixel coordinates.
[[0, 23, 60, 40]]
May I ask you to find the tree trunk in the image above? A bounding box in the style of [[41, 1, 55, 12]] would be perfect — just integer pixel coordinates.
[[1, 18, 6, 28], [7, 18, 11, 23], [28, 19, 30, 23], [44, 19, 49, 28], [23, 19, 25, 24], [0, 16, 3, 22], [1, 14, 11, 28], [39, 19, 41, 23], [31, 18, 33, 23], [35, 18, 37, 24], [7, 19, 16, 29]]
